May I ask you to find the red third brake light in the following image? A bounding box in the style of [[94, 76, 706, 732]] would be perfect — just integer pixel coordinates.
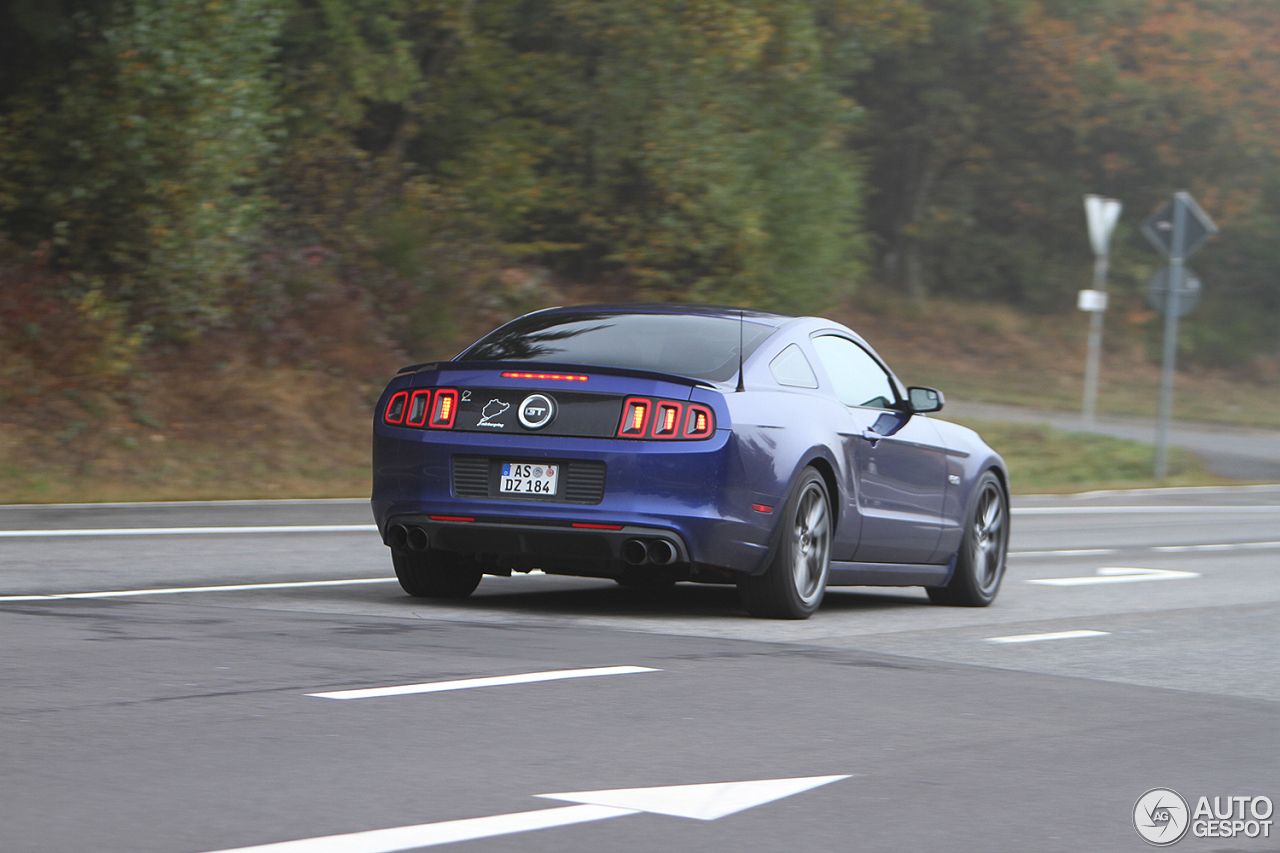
[[405, 390, 431, 427], [384, 390, 408, 424], [429, 389, 458, 428], [652, 402, 682, 438], [618, 398, 651, 437], [501, 372, 589, 382], [683, 404, 715, 438]]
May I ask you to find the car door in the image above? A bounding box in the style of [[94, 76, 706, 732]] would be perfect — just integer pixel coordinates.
[[810, 335, 949, 565]]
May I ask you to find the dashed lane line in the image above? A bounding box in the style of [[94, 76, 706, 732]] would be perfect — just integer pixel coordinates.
[[1155, 540, 1280, 552], [987, 630, 1111, 644], [1012, 505, 1280, 515], [1013, 540, 1280, 557], [1027, 567, 1200, 586], [307, 666, 661, 700], [1011, 548, 1119, 557]]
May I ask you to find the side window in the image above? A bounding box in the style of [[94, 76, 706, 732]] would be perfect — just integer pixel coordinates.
[[811, 335, 897, 409], [769, 344, 818, 388]]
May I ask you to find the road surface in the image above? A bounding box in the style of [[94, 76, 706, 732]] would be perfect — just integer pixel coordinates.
[[2, 488, 1278, 852]]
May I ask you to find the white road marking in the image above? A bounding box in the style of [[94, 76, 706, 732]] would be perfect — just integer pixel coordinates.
[[198, 775, 851, 853], [308, 666, 659, 700], [0, 578, 396, 602], [1027, 567, 1200, 586], [987, 630, 1110, 644], [201, 804, 635, 853], [0, 497, 368, 510], [1013, 505, 1280, 515], [1155, 540, 1280, 552], [1011, 548, 1118, 557], [0, 524, 379, 538], [538, 775, 853, 820]]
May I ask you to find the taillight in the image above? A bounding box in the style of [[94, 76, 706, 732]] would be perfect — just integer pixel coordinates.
[[618, 398, 651, 437], [384, 391, 408, 424], [616, 398, 716, 439], [430, 389, 458, 428], [683, 404, 715, 438], [651, 402, 683, 438], [385, 386, 459, 430], [405, 390, 431, 427]]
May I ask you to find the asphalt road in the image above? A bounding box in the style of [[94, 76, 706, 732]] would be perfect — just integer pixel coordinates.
[[2, 488, 1279, 853]]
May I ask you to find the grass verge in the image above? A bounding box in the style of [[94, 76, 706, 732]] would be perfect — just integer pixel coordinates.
[[957, 420, 1228, 494]]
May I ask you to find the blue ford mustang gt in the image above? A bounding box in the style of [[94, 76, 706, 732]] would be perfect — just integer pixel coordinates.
[[371, 304, 1009, 618]]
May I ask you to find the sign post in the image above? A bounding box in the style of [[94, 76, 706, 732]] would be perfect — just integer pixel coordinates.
[[1141, 191, 1217, 478], [1080, 195, 1122, 425]]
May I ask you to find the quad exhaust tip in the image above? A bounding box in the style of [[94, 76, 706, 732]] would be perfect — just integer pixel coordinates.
[[406, 526, 430, 552], [622, 538, 678, 566], [388, 523, 430, 552]]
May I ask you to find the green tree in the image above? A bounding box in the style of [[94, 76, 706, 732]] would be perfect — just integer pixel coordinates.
[[0, 0, 283, 338]]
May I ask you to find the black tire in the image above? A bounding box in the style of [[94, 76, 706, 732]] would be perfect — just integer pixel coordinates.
[[738, 468, 832, 619], [927, 471, 1008, 606], [392, 550, 483, 599]]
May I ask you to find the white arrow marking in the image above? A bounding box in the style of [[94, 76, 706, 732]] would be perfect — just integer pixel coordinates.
[[307, 666, 659, 700], [537, 774, 851, 820], [198, 775, 851, 853], [1027, 567, 1200, 586]]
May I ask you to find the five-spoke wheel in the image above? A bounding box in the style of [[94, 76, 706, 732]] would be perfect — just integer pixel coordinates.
[[738, 468, 831, 619], [927, 471, 1008, 606]]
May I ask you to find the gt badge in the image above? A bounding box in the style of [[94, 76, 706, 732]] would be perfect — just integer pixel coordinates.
[[518, 394, 557, 430]]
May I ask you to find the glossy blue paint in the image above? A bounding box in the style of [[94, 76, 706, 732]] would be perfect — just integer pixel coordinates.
[[370, 305, 1007, 589]]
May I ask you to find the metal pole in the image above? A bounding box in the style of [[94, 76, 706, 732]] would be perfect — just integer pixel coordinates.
[[1082, 253, 1108, 426], [1153, 198, 1187, 478]]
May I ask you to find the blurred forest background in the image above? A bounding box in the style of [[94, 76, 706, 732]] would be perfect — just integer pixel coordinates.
[[2, 0, 1279, 499]]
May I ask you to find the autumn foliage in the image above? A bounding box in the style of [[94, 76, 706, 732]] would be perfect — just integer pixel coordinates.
[[2, 0, 1279, 402]]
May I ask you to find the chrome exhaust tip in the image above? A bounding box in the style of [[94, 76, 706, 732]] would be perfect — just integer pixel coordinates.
[[647, 538, 678, 566], [406, 526, 430, 552], [387, 523, 409, 549], [621, 539, 650, 566]]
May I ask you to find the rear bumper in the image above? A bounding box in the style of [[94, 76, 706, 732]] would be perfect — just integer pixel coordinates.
[[370, 426, 778, 576]]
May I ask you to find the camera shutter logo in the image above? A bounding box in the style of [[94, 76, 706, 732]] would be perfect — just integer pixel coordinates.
[[1135, 788, 1191, 846], [518, 394, 556, 430]]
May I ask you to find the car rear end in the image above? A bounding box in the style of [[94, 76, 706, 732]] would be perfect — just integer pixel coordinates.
[[371, 364, 773, 580]]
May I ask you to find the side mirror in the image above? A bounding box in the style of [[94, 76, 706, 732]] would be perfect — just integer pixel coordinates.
[[907, 386, 944, 414]]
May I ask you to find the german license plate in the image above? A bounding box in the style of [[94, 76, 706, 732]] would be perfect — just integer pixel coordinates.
[[499, 462, 559, 496]]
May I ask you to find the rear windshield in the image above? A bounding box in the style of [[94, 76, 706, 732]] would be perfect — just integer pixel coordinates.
[[459, 311, 778, 383]]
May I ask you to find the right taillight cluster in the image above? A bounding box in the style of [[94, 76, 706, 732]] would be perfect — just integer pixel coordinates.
[[617, 398, 715, 439]]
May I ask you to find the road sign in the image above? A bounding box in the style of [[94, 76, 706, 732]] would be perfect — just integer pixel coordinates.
[[1084, 195, 1122, 256], [200, 775, 852, 853], [1077, 289, 1108, 312], [1141, 191, 1217, 259], [1080, 194, 1122, 426], [1147, 267, 1202, 318]]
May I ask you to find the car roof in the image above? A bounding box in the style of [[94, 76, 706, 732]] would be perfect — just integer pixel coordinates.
[[527, 303, 795, 328]]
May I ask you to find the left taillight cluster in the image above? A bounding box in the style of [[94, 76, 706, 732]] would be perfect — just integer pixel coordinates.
[[617, 397, 716, 440], [383, 389, 458, 429]]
